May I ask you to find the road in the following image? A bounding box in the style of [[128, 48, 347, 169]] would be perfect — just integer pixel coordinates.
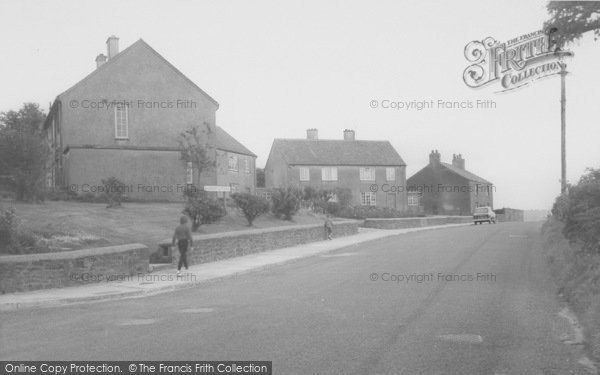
[[0, 222, 588, 374]]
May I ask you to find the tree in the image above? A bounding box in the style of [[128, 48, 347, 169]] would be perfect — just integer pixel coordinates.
[[0, 103, 55, 202], [544, 1, 600, 47], [231, 192, 270, 226], [178, 122, 216, 187]]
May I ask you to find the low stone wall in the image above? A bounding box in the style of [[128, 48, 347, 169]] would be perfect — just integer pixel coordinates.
[[163, 220, 360, 267], [363, 216, 472, 229], [0, 244, 149, 294]]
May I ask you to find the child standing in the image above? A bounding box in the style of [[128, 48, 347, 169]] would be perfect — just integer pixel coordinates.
[[324, 215, 333, 240], [172, 216, 193, 275]]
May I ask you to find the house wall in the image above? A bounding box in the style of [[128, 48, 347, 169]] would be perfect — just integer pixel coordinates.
[[407, 165, 494, 215], [267, 164, 407, 210], [215, 150, 256, 193], [470, 180, 494, 210], [65, 148, 216, 201], [408, 166, 469, 215], [54, 41, 220, 200]]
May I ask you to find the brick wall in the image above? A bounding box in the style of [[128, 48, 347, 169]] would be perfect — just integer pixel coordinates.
[[164, 220, 360, 266], [0, 244, 149, 293], [363, 216, 472, 229]]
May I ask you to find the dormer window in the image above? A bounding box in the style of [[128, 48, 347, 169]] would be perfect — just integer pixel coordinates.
[[114, 103, 128, 139]]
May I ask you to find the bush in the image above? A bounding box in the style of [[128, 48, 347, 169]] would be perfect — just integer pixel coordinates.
[[271, 187, 301, 220], [101, 177, 126, 208], [182, 184, 203, 201], [302, 187, 352, 216], [45, 187, 78, 201], [0, 205, 39, 254], [552, 168, 600, 253], [183, 196, 227, 231], [0, 205, 17, 253], [231, 192, 270, 226]]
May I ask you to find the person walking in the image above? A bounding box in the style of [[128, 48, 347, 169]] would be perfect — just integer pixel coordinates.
[[172, 216, 193, 275], [324, 215, 333, 240]]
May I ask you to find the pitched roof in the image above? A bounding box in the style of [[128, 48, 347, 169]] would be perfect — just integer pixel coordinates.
[[57, 39, 219, 107], [215, 127, 256, 157], [269, 139, 406, 166], [440, 162, 492, 184]]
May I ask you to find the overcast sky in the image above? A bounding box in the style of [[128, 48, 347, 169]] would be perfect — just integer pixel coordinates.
[[1, 0, 598, 210]]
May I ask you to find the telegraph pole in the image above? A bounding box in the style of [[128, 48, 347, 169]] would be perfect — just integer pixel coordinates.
[[559, 61, 567, 194]]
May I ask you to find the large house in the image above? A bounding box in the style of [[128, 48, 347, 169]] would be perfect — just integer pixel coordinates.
[[407, 151, 493, 215], [43, 36, 255, 200], [264, 129, 408, 209]]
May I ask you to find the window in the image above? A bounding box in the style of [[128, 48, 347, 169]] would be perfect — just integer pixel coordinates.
[[229, 183, 238, 193], [408, 195, 419, 206], [386, 167, 395, 181], [321, 167, 338, 181], [360, 167, 376, 181], [114, 104, 128, 139], [186, 162, 193, 184], [299, 167, 309, 181], [361, 191, 377, 206], [244, 158, 250, 174], [228, 155, 238, 172]]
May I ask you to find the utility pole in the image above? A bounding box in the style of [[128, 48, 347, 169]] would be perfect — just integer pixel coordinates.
[[560, 61, 567, 194]]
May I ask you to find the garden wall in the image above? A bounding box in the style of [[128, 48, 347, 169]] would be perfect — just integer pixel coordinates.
[[362, 216, 472, 229], [0, 243, 149, 293], [163, 220, 360, 266]]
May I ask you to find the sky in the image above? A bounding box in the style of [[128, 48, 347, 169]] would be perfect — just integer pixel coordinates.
[[1, 0, 599, 210]]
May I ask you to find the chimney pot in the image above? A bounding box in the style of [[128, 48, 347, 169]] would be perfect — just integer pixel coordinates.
[[343, 129, 355, 141], [452, 153, 465, 170], [95, 53, 107, 68], [106, 35, 120, 60], [429, 149, 441, 167], [306, 128, 318, 140]]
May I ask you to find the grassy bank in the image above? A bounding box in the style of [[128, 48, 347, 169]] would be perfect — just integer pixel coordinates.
[[542, 217, 600, 361], [1, 200, 329, 253]]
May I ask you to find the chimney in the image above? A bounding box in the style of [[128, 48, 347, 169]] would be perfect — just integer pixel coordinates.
[[452, 153, 465, 170], [95, 54, 107, 68], [429, 150, 441, 166], [343, 129, 355, 141], [306, 128, 318, 140], [106, 35, 120, 60]]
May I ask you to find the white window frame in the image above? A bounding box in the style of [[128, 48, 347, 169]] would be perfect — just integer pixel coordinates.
[[386, 167, 395, 181], [321, 167, 338, 181], [244, 158, 250, 174], [408, 195, 419, 206], [186, 162, 193, 184], [114, 104, 128, 139], [299, 167, 310, 181], [228, 154, 238, 172], [361, 191, 377, 206], [359, 167, 376, 181]]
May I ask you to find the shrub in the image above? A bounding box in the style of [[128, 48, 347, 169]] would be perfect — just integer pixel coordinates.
[[182, 184, 203, 201], [101, 177, 126, 208], [183, 196, 226, 231], [271, 187, 301, 220], [231, 192, 270, 226], [552, 168, 600, 253], [0, 205, 17, 253]]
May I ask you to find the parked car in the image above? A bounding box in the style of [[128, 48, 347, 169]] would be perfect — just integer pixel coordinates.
[[473, 206, 496, 224]]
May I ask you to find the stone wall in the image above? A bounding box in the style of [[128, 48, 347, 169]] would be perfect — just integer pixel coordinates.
[[164, 220, 360, 267], [0, 244, 149, 293], [362, 216, 472, 229]]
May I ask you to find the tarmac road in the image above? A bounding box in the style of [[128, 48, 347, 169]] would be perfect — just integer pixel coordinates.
[[0, 222, 589, 374]]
